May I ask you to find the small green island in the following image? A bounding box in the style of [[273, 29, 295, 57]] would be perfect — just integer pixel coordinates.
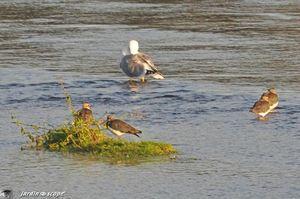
[[12, 93, 177, 164], [13, 119, 177, 164]]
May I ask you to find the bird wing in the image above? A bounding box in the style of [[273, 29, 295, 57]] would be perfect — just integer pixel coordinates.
[[260, 92, 279, 105], [74, 110, 82, 119], [75, 109, 94, 123], [137, 52, 159, 72], [267, 93, 279, 105], [250, 100, 270, 113], [82, 109, 94, 122], [109, 119, 141, 134]]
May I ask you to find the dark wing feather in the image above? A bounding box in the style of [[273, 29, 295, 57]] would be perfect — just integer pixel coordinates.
[[109, 119, 142, 134], [137, 53, 159, 72]]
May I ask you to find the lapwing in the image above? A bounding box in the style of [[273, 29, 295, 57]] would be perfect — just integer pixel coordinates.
[[250, 95, 272, 118], [105, 115, 142, 138], [260, 88, 279, 111], [120, 40, 164, 82], [74, 102, 94, 124]]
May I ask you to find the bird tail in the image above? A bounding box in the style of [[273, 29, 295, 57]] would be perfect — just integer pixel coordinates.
[[152, 72, 164, 79]]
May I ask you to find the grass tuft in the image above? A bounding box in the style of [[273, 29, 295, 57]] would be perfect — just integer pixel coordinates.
[[14, 119, 177, 164], [12, 82, 177, 164]]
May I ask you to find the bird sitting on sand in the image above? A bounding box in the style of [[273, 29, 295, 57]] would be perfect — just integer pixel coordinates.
[[105, 115, 142, 138], [74, 102, 94, 124], [120, 40, 164, 82], [260, 88, 279, 111], [250, 95, 272, 118]]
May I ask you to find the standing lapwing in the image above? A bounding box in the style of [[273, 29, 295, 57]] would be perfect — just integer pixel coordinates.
[[120, 40, 164, 82], [74, 102, 94, 124], [105, 115, 142, 138], [250, 95, 272, 118], [260, 88, 279, 111]]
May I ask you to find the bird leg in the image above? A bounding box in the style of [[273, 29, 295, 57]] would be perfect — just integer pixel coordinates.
[[128, 78, 134, 84]]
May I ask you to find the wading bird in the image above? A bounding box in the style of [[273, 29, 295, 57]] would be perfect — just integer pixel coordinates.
[[105, 115, 142, 138], [74, 102, 94, 124], [120, 40, 164, 82], [250, 95, 272, 119], [260, 88, 279, 111]]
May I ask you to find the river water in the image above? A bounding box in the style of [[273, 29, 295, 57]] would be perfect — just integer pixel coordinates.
[[0, 0, 299, 198]]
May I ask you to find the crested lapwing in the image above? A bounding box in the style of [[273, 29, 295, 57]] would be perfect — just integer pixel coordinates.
[[105, 115, 142, 138]]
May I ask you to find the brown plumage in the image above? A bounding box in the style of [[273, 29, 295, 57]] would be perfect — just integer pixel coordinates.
[[250, 96, 272, 117], [75, 102, 94, 124], [260, 88, 279, 110], [105, 115, 142, 138]]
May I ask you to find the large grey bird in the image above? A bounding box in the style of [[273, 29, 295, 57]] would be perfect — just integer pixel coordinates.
[[260, 88, 279, 111], [120, 40, 164, 82], [105, 115, 142, 138]]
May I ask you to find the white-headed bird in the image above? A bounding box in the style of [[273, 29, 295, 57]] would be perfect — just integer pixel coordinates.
[[120, 40, 164, 82]]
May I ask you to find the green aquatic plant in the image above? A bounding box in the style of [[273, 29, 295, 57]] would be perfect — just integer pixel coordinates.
[[13, 117, 176, 163], [12, 82, 177, 163]]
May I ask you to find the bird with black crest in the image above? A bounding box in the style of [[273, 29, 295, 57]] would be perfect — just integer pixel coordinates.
[[105, 115, 142, 138]]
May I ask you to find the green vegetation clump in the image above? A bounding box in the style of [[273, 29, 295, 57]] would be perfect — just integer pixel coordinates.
[[12, 82, 177, 164], [14, 119, 176, 163]]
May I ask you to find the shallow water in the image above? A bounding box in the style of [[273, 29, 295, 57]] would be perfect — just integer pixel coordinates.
[[0, 0, 299, 198]]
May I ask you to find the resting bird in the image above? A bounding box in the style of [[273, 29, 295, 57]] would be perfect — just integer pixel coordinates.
[[74, 102, 94, 124], [250, 95, 272, 118], [120, 40, 164, 82], [260, 88, 279, 111], [105, 115, 142, 138]]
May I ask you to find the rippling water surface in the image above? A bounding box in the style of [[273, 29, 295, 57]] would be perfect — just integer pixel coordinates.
[[0, 0, 299, 198]]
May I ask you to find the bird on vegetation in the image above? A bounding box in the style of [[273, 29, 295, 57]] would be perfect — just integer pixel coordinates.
[[250, 95, 272, 118], [260, 88, 279, 111], [120, 40, 164, 82], [105, 115, 142, 138], [74, 102, 94, 124]]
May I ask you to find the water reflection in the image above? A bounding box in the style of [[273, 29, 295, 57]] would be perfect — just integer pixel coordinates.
[[128, 80, 140, 92]]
